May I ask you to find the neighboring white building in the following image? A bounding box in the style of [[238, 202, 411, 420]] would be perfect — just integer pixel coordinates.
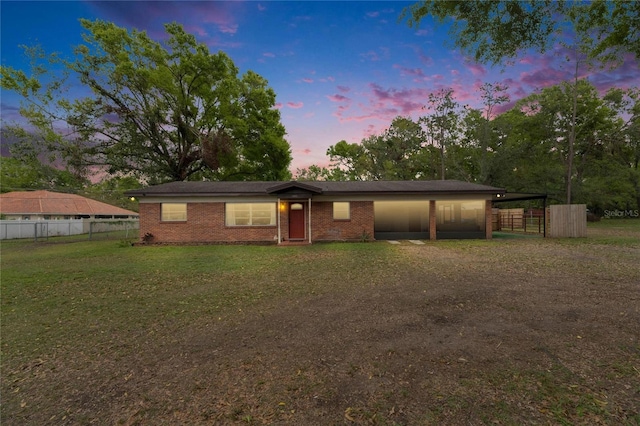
[[0, 190, 139, 220]]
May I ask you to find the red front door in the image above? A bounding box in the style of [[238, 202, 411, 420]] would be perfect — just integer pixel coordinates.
[[289, 203, 305, 240]]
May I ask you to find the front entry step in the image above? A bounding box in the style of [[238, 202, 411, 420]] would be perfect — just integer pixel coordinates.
[[279, 240, 311, 246]]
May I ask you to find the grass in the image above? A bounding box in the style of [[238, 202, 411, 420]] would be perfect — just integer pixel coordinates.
[[1, 241, 392, 365], [1, 220, 639, 424]]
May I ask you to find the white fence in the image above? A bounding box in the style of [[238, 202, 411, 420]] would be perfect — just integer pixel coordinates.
[[0, 219, 139, 241]]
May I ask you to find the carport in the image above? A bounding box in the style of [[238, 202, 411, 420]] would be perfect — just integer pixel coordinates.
[[492, 192, 548, 237]]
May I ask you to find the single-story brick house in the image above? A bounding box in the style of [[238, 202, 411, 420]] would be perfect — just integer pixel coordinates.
[[126, 180, 505, 244]]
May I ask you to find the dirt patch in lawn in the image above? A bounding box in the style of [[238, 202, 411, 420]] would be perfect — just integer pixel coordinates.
[[3, 232, 639, 425]]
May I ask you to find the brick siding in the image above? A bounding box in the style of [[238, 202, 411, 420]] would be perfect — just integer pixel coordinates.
[[139, 203, 278, 244], [139, 199, 489, 244], [139, 201, 375, 244], [311, 201, 374, 242]]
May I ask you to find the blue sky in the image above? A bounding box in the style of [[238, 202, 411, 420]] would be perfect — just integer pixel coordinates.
[[1, 1, 639, 173]]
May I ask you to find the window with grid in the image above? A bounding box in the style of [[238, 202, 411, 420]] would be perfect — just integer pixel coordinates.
[[225, 203, 276, 226], [161, 203, 187, 221]]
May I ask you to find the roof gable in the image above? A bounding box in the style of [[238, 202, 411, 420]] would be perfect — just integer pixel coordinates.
[[266, 181, 323, 195]]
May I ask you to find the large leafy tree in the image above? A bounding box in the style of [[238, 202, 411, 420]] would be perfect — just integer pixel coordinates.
[[0, 156, 87, 193], [582, 88, 640, 213], [1, 20, 292, 183], [401, 0, 640, 66], [488, 81, 637, 208], [81, 175, 143, 211], [419, 88, 463, 180], [324, 117, 429, 181], [521, 81, 618, 204]]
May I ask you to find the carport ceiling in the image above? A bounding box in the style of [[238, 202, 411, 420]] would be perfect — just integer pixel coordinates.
[[492, 192, 547, 203]]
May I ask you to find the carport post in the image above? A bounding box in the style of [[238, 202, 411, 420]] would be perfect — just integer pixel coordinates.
[[429, 200, 437, 240]]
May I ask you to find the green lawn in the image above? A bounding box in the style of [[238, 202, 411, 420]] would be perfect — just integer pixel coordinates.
[[1, 241, 388, 359], [1, 220, 639, 425]]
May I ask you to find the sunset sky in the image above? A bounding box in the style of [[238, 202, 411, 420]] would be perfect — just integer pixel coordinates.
[[2, 1, 638, 172]]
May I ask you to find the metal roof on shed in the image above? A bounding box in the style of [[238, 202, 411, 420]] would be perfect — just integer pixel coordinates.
[[0, 190, 139, 216]]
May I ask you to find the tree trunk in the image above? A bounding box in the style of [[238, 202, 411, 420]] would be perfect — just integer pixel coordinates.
[[440, 129, 446, 180], [567, 50, 579, 204]]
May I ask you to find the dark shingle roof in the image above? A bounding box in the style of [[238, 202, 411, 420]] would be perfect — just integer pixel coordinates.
[[126, 180, 504, 197]]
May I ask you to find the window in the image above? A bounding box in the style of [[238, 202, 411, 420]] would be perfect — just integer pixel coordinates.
[[374, 201, 429, 236], [161, 203, 187, 221], [436, 200, 485, 229], [436, 200, 485, 238], [333, 202, 350, 220], [226, 203, 276, 226]]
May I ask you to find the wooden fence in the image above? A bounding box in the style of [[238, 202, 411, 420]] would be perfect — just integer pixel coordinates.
[[548, 204, 587, 238], [492, 208, 545, 234]]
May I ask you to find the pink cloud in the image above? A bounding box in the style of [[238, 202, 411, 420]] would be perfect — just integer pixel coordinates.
[[519, 68, 572, 88], [335, 112, 382, 123], [263, 52, 275, 58], [327, 94, 350, 102], [419, 53, 434, 67], [287, 102, 304, 109], [360, 47, 390, 62], [394, 65, 426, 80], [0, 102, 22, 122], [361, 50, 381, 62], [467, 62, 487, 77], [88, 1, 240, 43], [367, 83, 428, 116], [302, 78, 314, 84], [217, 23, 238, 35], [449, 82, 477, 103], [337, 85, 351, 93], [519, 56, 536, 65], [587, 53, 640, 92]]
